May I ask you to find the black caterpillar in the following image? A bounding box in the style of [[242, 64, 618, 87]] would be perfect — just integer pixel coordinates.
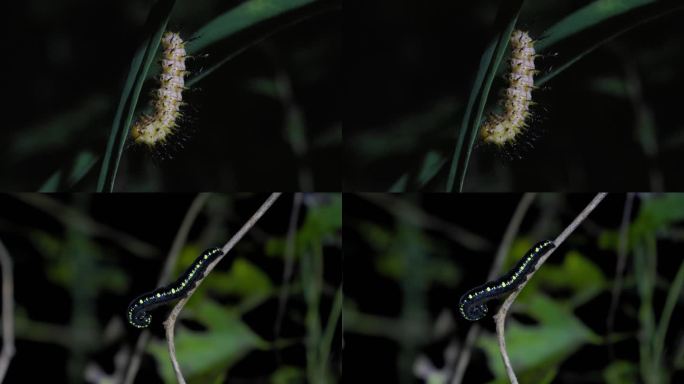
[[127, 247, 223, 328], [459, 240, 555, 321]]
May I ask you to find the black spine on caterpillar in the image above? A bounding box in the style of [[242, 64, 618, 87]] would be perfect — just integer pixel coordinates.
[[459, 240, 555, 321], [127, 247, 224, 328]]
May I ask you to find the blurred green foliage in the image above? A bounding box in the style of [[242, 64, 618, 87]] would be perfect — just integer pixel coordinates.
[[0, 193, 341, 383], [345, 194, 684, 384]]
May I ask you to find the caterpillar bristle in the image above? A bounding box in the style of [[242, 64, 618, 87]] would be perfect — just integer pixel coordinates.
[[480, 30, 537, 148], [130, 31, 189, 154]]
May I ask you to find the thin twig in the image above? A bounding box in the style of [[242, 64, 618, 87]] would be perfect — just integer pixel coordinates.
[[122, 193, 211, 384], [607, 193, 635, 358], [450, 193, 536, 384], [0, 239, 16, 382], [163, 193, 282, 384], [494, 193, 607, 384], [274, 193, 303, 340]]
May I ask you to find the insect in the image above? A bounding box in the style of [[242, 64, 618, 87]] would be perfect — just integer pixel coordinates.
[[127, 247, 223, 328], [459, 240, 554, 321], [480, 30, 536, 147], [130, 31, 188, 152]]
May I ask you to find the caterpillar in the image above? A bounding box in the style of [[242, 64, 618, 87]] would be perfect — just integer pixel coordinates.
[[480, 30, 536, 146], [459, 240, 554, 321], [127, 247, 223, 328], [130, 31, 188, 150]]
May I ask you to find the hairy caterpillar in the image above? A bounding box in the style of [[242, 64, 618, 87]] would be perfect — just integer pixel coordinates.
[[127, 247, 223, 328], [130, 31, 188, 150], [459, 240, 554, 321], [480, 30, 536, 146]]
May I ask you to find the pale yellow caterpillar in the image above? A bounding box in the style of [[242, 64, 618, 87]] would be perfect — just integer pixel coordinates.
[[480, 30, 536, 146], [131, 31, 187, 148]]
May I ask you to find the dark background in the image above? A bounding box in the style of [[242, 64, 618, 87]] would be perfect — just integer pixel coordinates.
[[345, 0, 684, 191], [2, 0, 341, 191], [0, 193, 342, 383], [344, 193, 684, 383]]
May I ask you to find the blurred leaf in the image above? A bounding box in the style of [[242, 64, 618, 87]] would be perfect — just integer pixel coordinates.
[[185, 0, 340, 87], [205, 257, 273, 297], [589, 75, 629, 98], [538, 0, 656, 51], [389, 174, 409, 192], [271, 366, 306, 384], [150, 300, 267, 383], [633, 194, 684, 235], [376, 249, 459, 287], [417, 151, 447, 188], [479, 295, 600, 382], [40, 151, 99, 192], [30, 230, 64, 258], [246, 77, 280, 98], [351, 99, 457, 162], [187, 0, 321, 54], [603, 360, 639, 384], [265, 195, 341, 257], [353, 222, 394, 250], [523, 249, 606, 306], [537, 1, 684, 86], [38, 234, 129, 293], [9, 96, 109, 163]]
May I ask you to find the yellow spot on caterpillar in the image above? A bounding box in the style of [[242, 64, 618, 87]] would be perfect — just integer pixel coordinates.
[[480, 30, 536, 146]]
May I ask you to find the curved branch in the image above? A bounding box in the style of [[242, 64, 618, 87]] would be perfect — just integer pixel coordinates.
[[450, 193, 536, 384], [163, 193, 282, 384], [122, 193, 211, 384], [494, 193, 607, 384]]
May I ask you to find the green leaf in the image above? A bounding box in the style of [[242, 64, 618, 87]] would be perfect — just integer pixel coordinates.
[[633, 194, 684, 235], [265, 194, 342, 257], [537, 1, 684, 86], [523, 249, 606, 306], [603, 360, 639, 384], [271, 366, 306, 384], [149, 300, 267, 383], [188, 0, 322, 53], [205, 257, 273, 297], [186, 0, 340, 87], [478, 295, 600, 382], [537, 0, 656, 51]]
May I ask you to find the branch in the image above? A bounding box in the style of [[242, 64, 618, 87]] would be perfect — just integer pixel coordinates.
[[450, 193, 536, 384], [122, 193, 211, 384], [494, 193, 607, 384], [163, 193, 282, 384], [0, 239, 15, 382]]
